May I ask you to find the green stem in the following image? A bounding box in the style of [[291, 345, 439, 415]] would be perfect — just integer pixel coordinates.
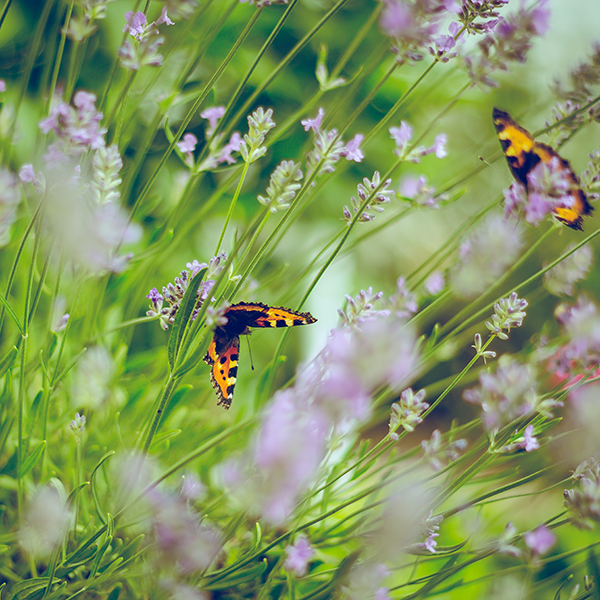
[[141, 375, 179, 455]]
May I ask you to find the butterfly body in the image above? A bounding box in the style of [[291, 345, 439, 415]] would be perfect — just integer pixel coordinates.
[[203, 302, 316, 409], [492, 107, 593, 230]]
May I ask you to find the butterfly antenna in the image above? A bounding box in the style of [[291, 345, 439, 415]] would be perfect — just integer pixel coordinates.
[[246, 336, 255, 371], [478, 156, 513, 183]]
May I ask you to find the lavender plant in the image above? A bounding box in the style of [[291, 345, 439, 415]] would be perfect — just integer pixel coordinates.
[[1, 0, 600, 599]]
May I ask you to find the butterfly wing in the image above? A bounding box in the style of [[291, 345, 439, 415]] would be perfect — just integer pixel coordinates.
[[225, 302, 317, 329], [493, 107, 593, 230], [203, 332, 240, 409]]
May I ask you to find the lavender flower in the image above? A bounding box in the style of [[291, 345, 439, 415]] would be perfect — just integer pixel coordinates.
[[544, 244, 593, 297], [19, 486, 73, 559], [421, 429, 468, 470], [70, 412, 86, 440], [337, 287, 389, 327], [200, 106, 225, 136], [40, 91, 106, 163], [485, 291, 528, 340], [389, 122, 447, 162], [412, 511, 444, 554], [301, 108, 325, 133], [424, 272, 445, 295], [341, 134, 364, 162], [91, 144, 123, 204], [387, 276, 418, 319], [449, 213, 524, 299], [399, 174, 445, 208], [389, 387, 429, 437], [342, 172, 394, 223], [239, 107, 276, 164], [119, 8, 174, 71], [564, 457, 600, 530], [0, 168, 22, 246], [284, 536, 314, 576], [550, 296, 600, 376], [306, 128, 345, 180], [524, 525, 556, 560], [177, 133, 198, 154], [463, 354, 562, 434], [472, 332, 497, 363], [257, 160, 303, 213]]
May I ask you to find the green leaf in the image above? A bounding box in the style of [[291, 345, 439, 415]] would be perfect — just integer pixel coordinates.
[[5, 577, 60, 600], [18, 440, 46, 478], [90, 451, 116, 524], [149, 429, 182, 452], [0, 290, 23, 335], [168, 267, 207, 370], [0, 347, 17, 378]]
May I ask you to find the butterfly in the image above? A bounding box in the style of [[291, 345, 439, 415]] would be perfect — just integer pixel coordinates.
[[203, 302, 317, 409], [492, 107, 593, 230]]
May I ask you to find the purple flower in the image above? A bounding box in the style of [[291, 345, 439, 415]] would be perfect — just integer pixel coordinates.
[[156, 5, 175, 26], [284, 536, 314, 576], [123, 11, 147, 37], [424, 272, 445, 295], [178, 132, 197, 154], [389, 121, 412, 149], [216, 132, 241, 164], [0, 80, 5, 92], [341, 133, 364, 162], [399, 175, 442, 208], [524, 525, 556, 557], [521, 424, 539, 452], [301, 107, 324, 133], [201, 106, 226, 136]]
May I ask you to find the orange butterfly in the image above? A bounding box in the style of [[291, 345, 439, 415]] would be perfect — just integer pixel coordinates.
[[492, 107, 593, 230], [203, 302, 317, 409]]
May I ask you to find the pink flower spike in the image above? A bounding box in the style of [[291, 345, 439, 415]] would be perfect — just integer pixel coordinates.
[[284, 536, 314, 576], [524, 525, 556, 557], [342, 134, 364, 162], [156, 5, 174, 26], [177, 133, 197, 154], [301, 108, 324, 133]]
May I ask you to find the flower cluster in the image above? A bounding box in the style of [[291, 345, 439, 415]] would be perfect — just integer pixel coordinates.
[[91, 144, 123, 204], [337, 287, 389, 327], [146, 255, 227, 330], [239, 107, 276, 164], [549, 296, 600, 376], [342, 172, 394, 223], [564, 458, 600, 530], [119, 8, 174, 71], [421, 429, 468, 470], [463, 354, 562, 434], [399, 174, 447, 208], [465, 0, 550, 88], [257, 160, 303, 213], [485, 292, 528, 340], [389, 387, 429, 438], [544, 244, 593, 297]]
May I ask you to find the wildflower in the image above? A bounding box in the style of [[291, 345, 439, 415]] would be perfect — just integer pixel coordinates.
[[389, 123, 447, 162], [550, 296, 600, 375], [284, 536, 314, 576], [544, 244, 593, 297], [472, 332, 497, 363], [421, 429, 468, 470], [19, 486, 73, 559], [424, 272, 445, 295], [70, 346, 116, 410], [580, 148, 600, 201], [463, 354, 562, 434], [485, 291, 528, 340], [337, 287, 389, 327], [412, 511, 444, 553], [147, 288, 170, 331], [341, 562, 390, 600], [387, 276, 418, 319], [306, 128, 345, 180], [239, 107, 276, 164], [257, 160, 303, 213], [449, 213, 524, 299], [399, 174, 444, 208], [150, 491, 222, 573], [91, 144, 123, 204], [341, 134, 364, 162], [0, 168, 21, 246], [389, 121, 412, 152], [177, 133, 198, 154], [380, 0, 452, 64], [204, 302, 229, 328], [53, 313, 70, 333], [200, 106, 225, 137], [301, 107, 324, 132], [342, 171, 394, 223], [39, 91, 106, 163], [42, 163, 140, 273], [70, 412, 86, 440], [524, 525, 556, 560], [429, 33, 457, 62], [213, 131, 242, 165], [465, 0, 550, 88], [389, 387, 429, 437], [220, 390, 329, 525], [119, 8, 172, 70]]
